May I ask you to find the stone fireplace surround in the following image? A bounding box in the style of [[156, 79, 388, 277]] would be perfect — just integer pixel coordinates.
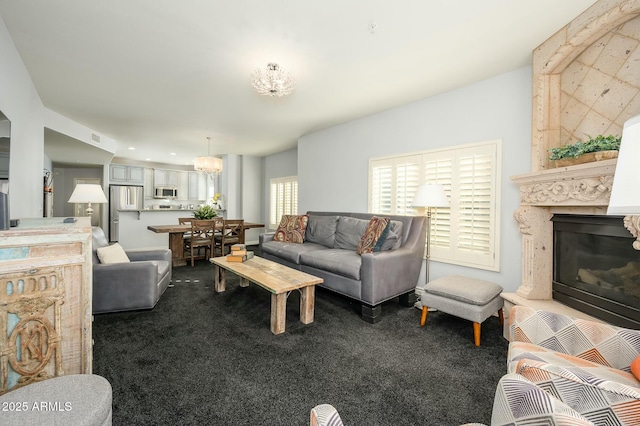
[[502, 159, 640, 323], [502, 0, 640, 331]]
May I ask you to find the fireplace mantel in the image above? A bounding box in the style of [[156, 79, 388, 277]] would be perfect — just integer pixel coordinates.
[[502, 0, 640, 333], [511, 159, 616, 207]]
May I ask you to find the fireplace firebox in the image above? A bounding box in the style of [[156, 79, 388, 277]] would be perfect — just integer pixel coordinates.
[[553, 215, 640, 329]]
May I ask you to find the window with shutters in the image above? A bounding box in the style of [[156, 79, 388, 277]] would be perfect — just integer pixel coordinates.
[[269, 176, 298, 230], [368, 140, 501, 271]]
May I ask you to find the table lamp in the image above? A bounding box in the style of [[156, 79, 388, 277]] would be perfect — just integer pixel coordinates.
[[608, 114, 640, 215], [412, 183, 450, 286], [68, 184, 108, 216]]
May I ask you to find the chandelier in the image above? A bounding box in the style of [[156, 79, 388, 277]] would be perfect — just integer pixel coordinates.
[[194, 137, 223, 175], [250, 63, 296, 97]]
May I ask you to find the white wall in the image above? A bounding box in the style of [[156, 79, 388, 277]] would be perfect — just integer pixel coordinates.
[[241, 155, 263, 244], [221, 154, 242, 218], [0, 15, 115, 221], [0, 15, 46, 218], [262, 148, 298, 228], [297, 68, 533, 292]]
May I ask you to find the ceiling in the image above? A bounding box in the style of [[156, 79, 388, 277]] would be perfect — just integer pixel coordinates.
[[0, 0, 597, 166]]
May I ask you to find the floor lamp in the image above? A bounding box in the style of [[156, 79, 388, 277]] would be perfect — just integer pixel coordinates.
[[412, 183, 450, 293], [68, 184, 108, 216]]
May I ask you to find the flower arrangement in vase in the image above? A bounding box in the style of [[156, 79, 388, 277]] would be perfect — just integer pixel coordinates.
[[212, 193, 225, 209]]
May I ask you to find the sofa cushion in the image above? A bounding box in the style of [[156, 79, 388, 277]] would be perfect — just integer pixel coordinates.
[[300, 249, 362, 280], [356, 216, 390, 254], [380, 220, 404, 251], [261, 240, 328, 264], [96, 243, 130, 264], [274, 214, 309, 243], [334, 216, 370, 251], [305, 215, 339, 248], [425, 275, 502, 306]]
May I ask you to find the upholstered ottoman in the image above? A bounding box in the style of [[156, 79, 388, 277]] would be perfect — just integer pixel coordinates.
[[0, 374, 112, 426], [420, 275, 504, 346]]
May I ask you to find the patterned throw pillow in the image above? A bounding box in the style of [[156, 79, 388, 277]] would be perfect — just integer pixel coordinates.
[[274, 214, 309, 243], [632, 355, 640, 380], [356, 216, 390, 255]]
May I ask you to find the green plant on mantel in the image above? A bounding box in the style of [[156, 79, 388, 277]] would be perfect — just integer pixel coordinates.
[[192, 205, 218, 219], [548, 134, 621, 160]]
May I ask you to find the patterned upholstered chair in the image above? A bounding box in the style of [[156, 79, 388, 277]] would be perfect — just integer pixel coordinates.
[[314, 374, 593, 426], [508, 305, 640, 425], [310, 404, 343, 426], [462, 374, 595, 425]]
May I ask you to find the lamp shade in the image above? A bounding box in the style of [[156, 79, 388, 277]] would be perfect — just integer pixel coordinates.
[[68, 184, 108, 204], [194, 156, 223, 174], [608, 114, 640, 215], [412, 184, 449, 208]]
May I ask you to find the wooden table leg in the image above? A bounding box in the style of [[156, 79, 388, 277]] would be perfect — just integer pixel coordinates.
[[169, 232, 187, 267], [271, 293, 286, 335], [240, 277, 250, 288], [299, 285, 315, 324], [215, 265, 226, 293]]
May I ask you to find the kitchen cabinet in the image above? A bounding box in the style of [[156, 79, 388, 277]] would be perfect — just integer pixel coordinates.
[[144, 168, 154, 199], [177, 171, 189, 200], [154, 169, 179, 187], [0, 217, 93, 395], [188, 171, 207, 201], [110, 164, 144, 184]]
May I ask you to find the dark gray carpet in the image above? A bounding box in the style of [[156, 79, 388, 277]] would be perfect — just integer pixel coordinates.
[[92, 256, 508, 425]]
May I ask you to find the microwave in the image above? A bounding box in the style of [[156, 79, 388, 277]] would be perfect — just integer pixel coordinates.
[[154, 187, 178, 199]]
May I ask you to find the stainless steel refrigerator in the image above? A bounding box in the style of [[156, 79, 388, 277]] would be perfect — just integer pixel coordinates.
[[109, 184, 144, 242]]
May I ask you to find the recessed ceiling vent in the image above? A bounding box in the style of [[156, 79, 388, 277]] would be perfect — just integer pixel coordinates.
[[91, 133, 101, 144]]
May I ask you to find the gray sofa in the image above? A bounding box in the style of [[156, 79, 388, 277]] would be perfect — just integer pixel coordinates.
[[92, 227, 172, 314], [259, 212, 426, 323]]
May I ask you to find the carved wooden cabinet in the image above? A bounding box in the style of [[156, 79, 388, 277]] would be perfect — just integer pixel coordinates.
[[0, 217, 92, 394]]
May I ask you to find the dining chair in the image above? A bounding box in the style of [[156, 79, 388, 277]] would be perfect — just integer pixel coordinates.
[[215, 219, 245, 256], [178, 217, 193, 241], [184, 218, 223, 266]]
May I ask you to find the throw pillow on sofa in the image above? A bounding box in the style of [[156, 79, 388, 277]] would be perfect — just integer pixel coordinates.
[[96, 243, 130, 264], [380, 220, 403, 251], [357, 216, 390, 254], [274, 214, 309, 243], [632, 355, 640, 380]]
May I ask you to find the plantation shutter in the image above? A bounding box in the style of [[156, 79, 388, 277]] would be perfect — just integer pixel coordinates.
[[424, 152, 453, 259], [269, 176, 298, 230], [453, 144, 496, 267], [370, 161, 393, 215], [369, 140, 501, 272], [369, 155, 420, 215], [395, 156, 421, 215]]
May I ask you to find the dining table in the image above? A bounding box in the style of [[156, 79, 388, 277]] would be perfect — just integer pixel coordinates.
[[147, 221, 265, 267]]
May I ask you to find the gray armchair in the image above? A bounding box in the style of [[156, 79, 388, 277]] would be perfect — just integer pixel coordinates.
[[92, 227, 172, 314]]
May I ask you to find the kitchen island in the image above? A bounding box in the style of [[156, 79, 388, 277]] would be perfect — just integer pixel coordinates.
[[116, 209, 206, 250], [117, 208, 265, 252], [148, 221, 265, 267]]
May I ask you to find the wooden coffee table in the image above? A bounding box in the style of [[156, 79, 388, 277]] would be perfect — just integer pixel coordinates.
[[209, 256, 323, 335]]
